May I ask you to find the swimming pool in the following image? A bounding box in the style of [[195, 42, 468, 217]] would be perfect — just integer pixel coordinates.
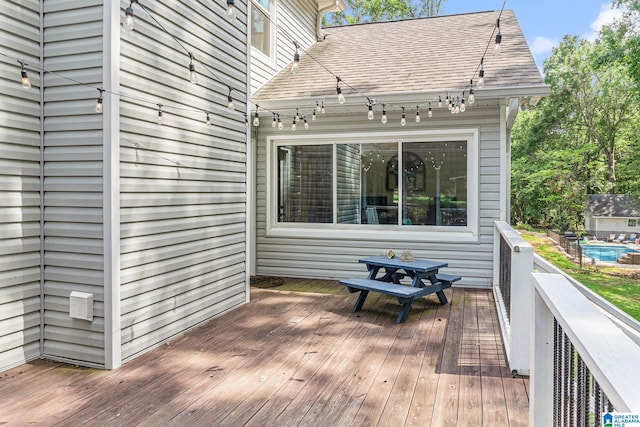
[[580, 244, 639, 262]]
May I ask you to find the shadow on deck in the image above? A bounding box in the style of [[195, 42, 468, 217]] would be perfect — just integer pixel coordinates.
[[0, 279, 529, 426]]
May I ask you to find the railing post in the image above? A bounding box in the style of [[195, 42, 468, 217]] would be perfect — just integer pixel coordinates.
[[493, 221, 534, 375], [530, 275, 554, 427]]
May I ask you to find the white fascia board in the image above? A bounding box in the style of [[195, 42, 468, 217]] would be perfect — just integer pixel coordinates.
[[254, 84, 551, 111]]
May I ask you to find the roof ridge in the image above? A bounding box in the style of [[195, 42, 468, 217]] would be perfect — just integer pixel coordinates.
[[322, 10, 503, 30]]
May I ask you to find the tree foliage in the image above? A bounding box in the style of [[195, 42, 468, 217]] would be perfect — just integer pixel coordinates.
[[511, 15, 640, 232], [324, 0, 446, 25]]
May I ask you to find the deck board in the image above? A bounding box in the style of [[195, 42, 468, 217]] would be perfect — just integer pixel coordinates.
[[0, 280, 529, 426]]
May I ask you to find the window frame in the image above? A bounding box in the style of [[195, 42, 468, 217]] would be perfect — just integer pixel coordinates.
[[266, 129, 480, 243], [250, 0, 276, 62]]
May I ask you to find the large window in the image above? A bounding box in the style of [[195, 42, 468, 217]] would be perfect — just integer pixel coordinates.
[[251, 0, 272, 58], [271, 133, 475, 231]]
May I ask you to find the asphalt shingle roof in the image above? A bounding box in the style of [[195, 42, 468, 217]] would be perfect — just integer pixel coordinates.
[[253, 10, 544, 101], [586, 195, 640, 217]]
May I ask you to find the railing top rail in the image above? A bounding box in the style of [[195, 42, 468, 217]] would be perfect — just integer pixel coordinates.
[[495, 221, 534, 253], [533, 254, 640, 342], [533, 272, 640, 412]]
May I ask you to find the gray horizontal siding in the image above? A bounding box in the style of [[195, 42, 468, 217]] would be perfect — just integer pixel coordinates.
[[41, 0, 106, 366], [119, 0, 248, 361], [255, 105, 503, 288], [250, 0, 318, 92], [0, 0, 42, 372]]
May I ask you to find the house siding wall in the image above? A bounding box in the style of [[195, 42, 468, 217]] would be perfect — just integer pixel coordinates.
[[41, 0, 106, 365], [250, 0, 318, 93], [118, 1, 248, 361], [0, 0, 42, 372], [255, 105, 503, 288]]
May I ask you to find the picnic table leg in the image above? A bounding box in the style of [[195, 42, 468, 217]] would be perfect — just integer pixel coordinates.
[[397, 299, 413, 323], [353, 290, 369, 312], [436, 290, 448, 305]]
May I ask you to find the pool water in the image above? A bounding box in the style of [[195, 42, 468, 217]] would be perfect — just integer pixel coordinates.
[[580, 244, 639, 262]]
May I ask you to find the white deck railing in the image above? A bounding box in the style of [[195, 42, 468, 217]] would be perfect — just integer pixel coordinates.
[[530, 273, 640, 426], [493, 221, 534, 375]]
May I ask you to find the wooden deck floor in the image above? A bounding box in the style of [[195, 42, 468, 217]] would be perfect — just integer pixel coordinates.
[[0, 280, 529, 426]]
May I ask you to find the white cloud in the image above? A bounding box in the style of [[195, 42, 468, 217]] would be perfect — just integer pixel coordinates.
[[583, 2, 625, 41], [530, 36, 559, 56]]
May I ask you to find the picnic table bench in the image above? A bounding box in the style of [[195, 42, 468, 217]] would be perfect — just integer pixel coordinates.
[[339, 256, 461, 323]]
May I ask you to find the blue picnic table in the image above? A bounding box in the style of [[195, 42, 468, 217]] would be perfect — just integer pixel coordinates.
[[340, 255, 461, 323]]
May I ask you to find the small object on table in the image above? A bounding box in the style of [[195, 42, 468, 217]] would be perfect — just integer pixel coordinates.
[[400, 249, 414, 262], [385, 249, 396, 259]]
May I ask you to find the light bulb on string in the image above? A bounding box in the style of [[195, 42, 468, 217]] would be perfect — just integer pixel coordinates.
[[227, 87, 234, 110], [495, 19, 502, 56], [291, 117, 297, 131], [277, 114, 283, 130], [226, 0, 237, 20], [272, 113, 277, 128], [312, 109, 317, 121], [415, 106, 421, 123], [244, 113, 250, 128], [455, 98, 460, 114], [438, 96, 442, 108], [188, 52, 198, 84], [381, 104, 387, 124], [400, 107, 406, 126], [367, 100, 374, 120], [460, 98, 466, 113], [321, 101, 326, 114], [157, 103, 163, 125], [123, 0, 138, 31], [291, 41, 300, 74], [478, 58, 485, 88], [428, 104, 433, 118], [336, 77, 345, 104], [469, 81, 475, 105], [18, 60, 31, 89], [206, 112, 211, 126], [253, 105, 260, 127], [95, 88, 104, 113], [304, 116, 309, 129]]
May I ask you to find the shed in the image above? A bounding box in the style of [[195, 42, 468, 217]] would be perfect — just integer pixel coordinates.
[[585, 194, 640, 238]]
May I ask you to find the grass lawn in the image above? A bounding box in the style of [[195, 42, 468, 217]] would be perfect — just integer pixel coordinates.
[[521, 232, 640, 322]]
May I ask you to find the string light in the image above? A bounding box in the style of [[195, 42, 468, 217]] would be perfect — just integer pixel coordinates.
[[438, 96, 442, 108], [95, 88, 104, 113], [428, 103, 433, 118], [469, 82, 475, 105], [312, 108, 317, 121], [291, 41, 300, 74], [18, 60, 31, 89], [206, 111, 211, 125], [244, 113, 249, 128], [415, 106, 421, 123], [272, 113, 277, 127], [400, 107, 406, 126], [367, 98, 375, 120], [253, 104, 260, 127], [123, 0, 138, 31], [336, 77, 345, 104], [304, 116, 309, 129], [188, 52, 197, 84], [495, 18, 502, 56], [381, 104, 387, 124], [157, 103, 163, 125], [478, 58, 485, 88], [291, 116, 297, 131], [460, 97, 466, 113], [226, 0, 237, 20], [277, 114, 283, 130], [321, 101, 326, 114], [227, 87, 234, 110]]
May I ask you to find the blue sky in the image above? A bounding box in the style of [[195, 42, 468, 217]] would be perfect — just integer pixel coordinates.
[[441, 1, 625, 68]]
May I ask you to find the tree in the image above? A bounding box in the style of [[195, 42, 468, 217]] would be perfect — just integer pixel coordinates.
[[324, 0, 446, 26], [543, 35, 639, 194]]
